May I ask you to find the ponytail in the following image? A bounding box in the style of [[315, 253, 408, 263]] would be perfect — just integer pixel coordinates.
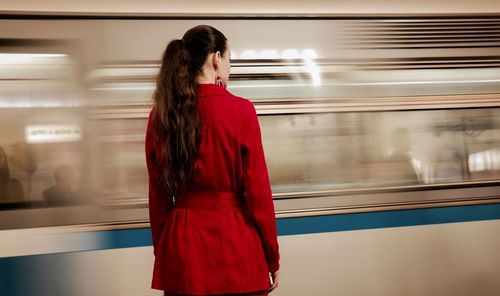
[[152, 25, 227, 196], [153, 39, 200, 196]]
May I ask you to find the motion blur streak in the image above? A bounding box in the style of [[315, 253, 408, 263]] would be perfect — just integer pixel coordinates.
[[1, 13, 500, 296]]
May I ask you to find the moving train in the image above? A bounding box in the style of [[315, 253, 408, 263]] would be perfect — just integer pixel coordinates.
[[1, 9, 500, 296]]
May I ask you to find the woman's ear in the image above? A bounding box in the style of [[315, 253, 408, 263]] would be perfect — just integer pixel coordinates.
[[212, 51, 221, 71]]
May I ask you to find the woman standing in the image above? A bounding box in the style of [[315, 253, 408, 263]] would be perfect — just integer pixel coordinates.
[[145, 25, 280, 296]]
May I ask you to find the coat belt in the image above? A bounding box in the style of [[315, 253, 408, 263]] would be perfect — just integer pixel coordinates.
[[174, 191, 242, 209]]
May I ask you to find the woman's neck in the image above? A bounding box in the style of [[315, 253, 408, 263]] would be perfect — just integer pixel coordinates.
[[197, 72, 215, 85], [197, 61, 216, 84]]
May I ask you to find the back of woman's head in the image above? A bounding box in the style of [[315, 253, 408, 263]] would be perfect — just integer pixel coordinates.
[[153, 25, 227, 196]]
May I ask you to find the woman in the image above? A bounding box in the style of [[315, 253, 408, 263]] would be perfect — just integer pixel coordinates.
[[145, 25, 280, 296]]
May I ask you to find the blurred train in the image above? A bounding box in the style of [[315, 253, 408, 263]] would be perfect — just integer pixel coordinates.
[[1, 12, 500, 296]]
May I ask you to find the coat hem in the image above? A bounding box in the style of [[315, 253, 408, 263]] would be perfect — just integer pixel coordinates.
[[152, 284, 271, 295]]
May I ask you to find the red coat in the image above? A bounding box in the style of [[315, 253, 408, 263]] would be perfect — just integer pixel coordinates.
[[145, 83, 280, 295]]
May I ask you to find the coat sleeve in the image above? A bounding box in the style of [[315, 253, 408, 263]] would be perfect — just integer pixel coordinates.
[[240, 102, 280, 273], [145, 109, 172, 255]]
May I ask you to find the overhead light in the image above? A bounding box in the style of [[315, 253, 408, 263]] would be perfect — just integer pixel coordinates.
[[240, 50, 259, 60], [301, 49, 318, 60], [0, 53, 67, 65], [281, 49, 301, 59], [260, 50, 280, 59]]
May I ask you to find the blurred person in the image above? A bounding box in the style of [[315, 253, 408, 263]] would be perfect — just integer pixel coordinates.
[[386, 127, 420, 184], [432, 129, 464, 183], [8, 141, 37, 199], [43, 164, 78, 206], [145, 25, 280, 296], [0, 146, 24, 202]]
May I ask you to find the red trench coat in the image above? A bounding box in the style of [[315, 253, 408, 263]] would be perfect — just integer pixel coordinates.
[[146, 84, 280, 295]]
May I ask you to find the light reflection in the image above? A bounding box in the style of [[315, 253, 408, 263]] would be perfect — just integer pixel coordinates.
[[0, 52, 80, 108], [0, 53, 67, 64], [304, 58, 321, 86], [235, 48, 322, 86], [90, 85, 155, 91], [281, 49, 301, 59], [301, 49, 318, 60], [469, 149, 500, 172], [260, 49, 280, 59], [25, 124, 82, 144], [240, 50, 259, 60]]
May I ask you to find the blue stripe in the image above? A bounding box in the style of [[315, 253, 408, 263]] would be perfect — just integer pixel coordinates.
[[101, 227, 153, 249], [96, 202, 500, 249], [2, 203, 500, 255], [277, 203, 500, 236]]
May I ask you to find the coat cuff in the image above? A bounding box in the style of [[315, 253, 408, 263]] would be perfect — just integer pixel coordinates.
[[268, 261, 280, 273]]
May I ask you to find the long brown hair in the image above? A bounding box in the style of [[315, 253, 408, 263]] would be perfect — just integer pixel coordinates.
[[153, 25, 227, 196]]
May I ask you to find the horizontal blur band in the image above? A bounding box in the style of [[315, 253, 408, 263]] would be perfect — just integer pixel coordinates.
[[1, 202, 500, 258]]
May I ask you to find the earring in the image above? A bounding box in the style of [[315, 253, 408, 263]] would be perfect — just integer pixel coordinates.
[[215, 73, 226, 89]]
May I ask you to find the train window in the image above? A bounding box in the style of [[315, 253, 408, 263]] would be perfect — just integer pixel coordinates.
[[83, 110, 499, 204], [463, 108, 500, 181], [0, 109, 84, 208], [0, 49, 84, 209], [88, 118, 149, 205], [260, 108, 500, 194]]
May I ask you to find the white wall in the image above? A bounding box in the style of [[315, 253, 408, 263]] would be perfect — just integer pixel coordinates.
[[67, 219, 500, 296]]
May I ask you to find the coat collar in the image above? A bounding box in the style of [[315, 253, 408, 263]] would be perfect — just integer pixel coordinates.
[[198, 83, 229, 98]]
